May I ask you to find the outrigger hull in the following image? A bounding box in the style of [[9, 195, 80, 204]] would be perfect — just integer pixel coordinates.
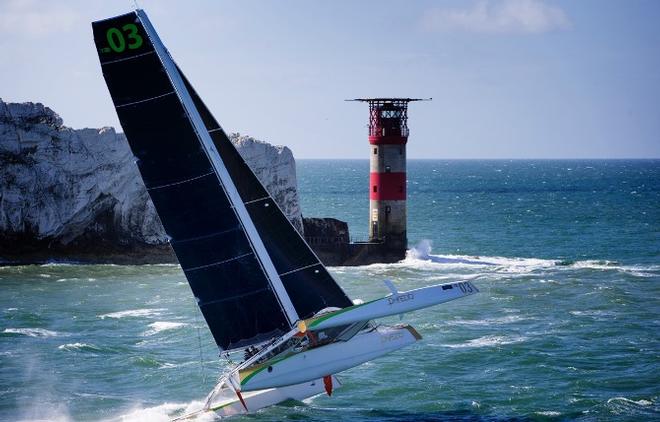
[[240, 324, 420, 391], [212, 376, 341, 417]]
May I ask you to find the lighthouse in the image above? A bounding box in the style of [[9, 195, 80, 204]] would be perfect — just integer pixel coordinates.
[[349, 98, 429, 249]]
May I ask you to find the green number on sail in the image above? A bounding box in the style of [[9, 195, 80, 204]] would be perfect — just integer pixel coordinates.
[[106, 27, 125, 53], [122, 23, 143, 50], [105, 24, 143, 53]]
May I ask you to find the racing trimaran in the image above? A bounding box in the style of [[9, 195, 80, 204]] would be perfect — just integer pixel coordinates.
[[92, 9, 478, 418]]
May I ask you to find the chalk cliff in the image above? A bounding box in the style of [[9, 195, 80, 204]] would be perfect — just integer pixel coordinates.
[[0, 100, 302, 264]]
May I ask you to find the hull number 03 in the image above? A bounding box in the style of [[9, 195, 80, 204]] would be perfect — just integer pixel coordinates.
[[458, 282, 474, 294], [106, 24, 143, 53]]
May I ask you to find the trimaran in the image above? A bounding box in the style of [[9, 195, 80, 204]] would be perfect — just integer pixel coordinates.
[[92, 9, 479, 419]]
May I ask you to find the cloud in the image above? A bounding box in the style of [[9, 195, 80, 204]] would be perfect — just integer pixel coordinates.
[[0, 0, 79, 38], [421, 0, 570, 34]]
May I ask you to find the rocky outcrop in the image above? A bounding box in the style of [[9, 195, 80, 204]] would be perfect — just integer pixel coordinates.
[[0, 100, 303, 264], [303, 218, 349, 245]]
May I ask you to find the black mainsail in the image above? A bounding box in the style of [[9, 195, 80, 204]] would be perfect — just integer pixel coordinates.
[[92, 10, 352, 351]]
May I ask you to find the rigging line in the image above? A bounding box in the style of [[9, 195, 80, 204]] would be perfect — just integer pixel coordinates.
[[194, 306, 206, 386], [146, 170, 214, 191], [114, 91, 175, 108]]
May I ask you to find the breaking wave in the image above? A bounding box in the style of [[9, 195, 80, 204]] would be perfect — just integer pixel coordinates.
[[2, 328, 61, 337], [114, 400, 214, 422], [450, 315, 527, 326], [99, 308, 165, 319], [396, 240, 660, 276], [441, 335, 528, 349], [143, 321, 188, 336], [57, 342, 101, 352]]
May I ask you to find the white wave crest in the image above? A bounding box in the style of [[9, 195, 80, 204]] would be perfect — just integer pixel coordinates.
[[535, 411, 561, 416], [442, 335, 527, 348], [99, 308, 165, 319], [397, 240, 660, 277], [144, 321, 188, 336], [403, 240, 557, 272], [116, 400, 214, 422], [3, 328, 60, 337], [451, 315, 526, 326], [607, 396, 653, 406], [57, 342, 101, 352]]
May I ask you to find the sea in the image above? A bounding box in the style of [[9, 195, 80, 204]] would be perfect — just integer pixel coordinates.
[[1, 159, 658, 421]]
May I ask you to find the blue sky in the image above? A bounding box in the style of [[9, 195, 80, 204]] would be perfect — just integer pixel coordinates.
[[1, 0, 659, 158]]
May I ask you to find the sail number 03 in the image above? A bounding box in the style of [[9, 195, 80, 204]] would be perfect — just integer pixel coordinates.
[[106, 24, 143, 53]]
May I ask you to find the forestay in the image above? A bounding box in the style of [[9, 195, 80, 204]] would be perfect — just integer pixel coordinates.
[[92, 10, 352, 351]]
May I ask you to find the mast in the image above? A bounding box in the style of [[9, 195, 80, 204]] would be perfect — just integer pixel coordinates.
[[136, 10, 299, 325]]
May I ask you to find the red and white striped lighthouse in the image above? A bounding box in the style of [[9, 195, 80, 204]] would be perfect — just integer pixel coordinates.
[[350, 98, 429, 248]]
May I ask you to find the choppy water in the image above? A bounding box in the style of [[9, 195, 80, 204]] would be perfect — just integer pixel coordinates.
[[1, 160, 659, 421]]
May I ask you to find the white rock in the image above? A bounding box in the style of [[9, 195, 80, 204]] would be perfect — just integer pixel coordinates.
[[0, 99, 303, 256]]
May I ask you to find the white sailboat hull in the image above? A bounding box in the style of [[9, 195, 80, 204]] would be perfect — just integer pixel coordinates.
[[306, 280, 479, 332], [240, 324, 420, 391], [208, 376, 342, 417]]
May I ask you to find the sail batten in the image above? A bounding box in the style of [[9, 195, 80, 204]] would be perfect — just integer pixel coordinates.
[[146, 171, 215, 191], [115, 91, 176, 108], [185, 252, 255, 272]]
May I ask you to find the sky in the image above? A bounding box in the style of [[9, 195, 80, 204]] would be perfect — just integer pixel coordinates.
[[1, 0, 659, 159]]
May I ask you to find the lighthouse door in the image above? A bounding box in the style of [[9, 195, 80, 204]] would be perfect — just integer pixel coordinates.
[[372, 221, 378, 239]]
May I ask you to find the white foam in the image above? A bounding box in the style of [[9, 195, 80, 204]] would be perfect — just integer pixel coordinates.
[[450, 315, 526, 326], [57, 342, 100, 352], [99, 308, 165, 319], [442, 335, 527, 348], [144, 321, 188, 336], [3, 328, 60, 337], [535, 411, 561, 416], [569, 310, 611, 318], [374, 240, 660, 277], [401, 240, 557, 272], [116, 400, 214, 422], [607, 397, 653, 406]]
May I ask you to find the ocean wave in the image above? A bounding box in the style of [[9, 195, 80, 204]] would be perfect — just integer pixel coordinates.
[[569, 310, 613, 318], [450, 315, 527, 326], [441, 335, 527, 348], [115, 400, 213, 422], [2, 327, 61, 337], [98, 308, 165, 319], [535, 410, 562, 416], [607, 396, 654, 407], [368, 240, 660, 277], [605, 396, 656, 415], [57, 342, 101, 352], [143, 321, 188, 336]]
